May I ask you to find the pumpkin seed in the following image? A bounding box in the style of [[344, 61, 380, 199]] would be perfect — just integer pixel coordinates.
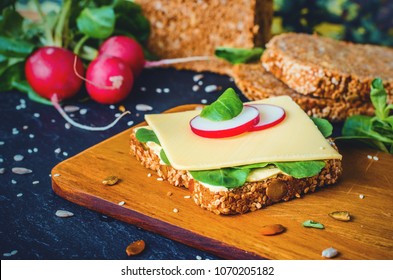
[[102, 175, 119, 186], [322, 247, 338, 258], [260, 224, 286, 236], [303, 220, 324, 229], [126, 240, 145, 256], [329, 211, 351, 222]]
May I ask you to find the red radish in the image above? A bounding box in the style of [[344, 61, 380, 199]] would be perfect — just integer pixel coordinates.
[[25, 47, 131, 131], [85, 55, 134, 104], [190, 106, 260, 138], [247, 104, 286, 132], [25, 46, 84, 101], [98, 36, 211, 75], [98, 36, 145, 77]]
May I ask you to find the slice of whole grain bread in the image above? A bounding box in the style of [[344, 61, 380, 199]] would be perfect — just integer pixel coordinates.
[[261, 33, 393, 102], [130, 131, 342, 215], [233, 63, 375, 122], [136, 0, 273, 74]]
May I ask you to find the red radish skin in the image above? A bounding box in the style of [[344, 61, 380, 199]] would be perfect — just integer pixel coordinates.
[[25, 46, 85, 101], [99, 36, 145, 77], [246, 104, 286, 132], [85, 55, 134, 104], [190, 106, 260, 138]]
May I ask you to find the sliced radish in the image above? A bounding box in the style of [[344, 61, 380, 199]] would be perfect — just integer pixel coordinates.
[[190, 106, 260, 138], [246, 104, 286, 132]]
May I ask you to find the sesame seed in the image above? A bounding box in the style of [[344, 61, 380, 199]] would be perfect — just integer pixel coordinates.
[[23, 126, 28, 130], [28, 149, 33, 154], [201, 99, 208, 104], [118, 201, 125, 206], [163, 88, 170, 93], [109, 105, 115, 109], [167, 191, 173, 196], [33, 113, 40, 118], [193, 74, 204, 82], [62, 152, 68, 157], [0, 141, 4, 145], [373, 156, 379, 161], [156, 88, 162, 93], [196, 255, 202, 260], [54, 148, 61, 154], [147, 173, 152, 177], [80, 108, 88, 115], [127, 121, 134, 126], [65, 123, 71, 129], [192, 85, 199, 92], [204, 85, 218, 93], [367, 155, 372, 159], [33, 148, 38, 153], [17, 193, 23, 197], [197, 80, 203, 86], [11, 180, 17, 184], [51, 119, 56, 123], [184, 195, 191, 199], [115, 113, 121, 118], [359, 194, 365, 199], [32, 181, 39, 185], [53, 173, 61, 177], [29, 134, 35, 139], [13, 155, 24, 161], [0, 168, 5, 174], [156, 178, 163, 181], [136, 104, 153, 111], [140, 86, 146, 92], [173, 208, 179, 213]]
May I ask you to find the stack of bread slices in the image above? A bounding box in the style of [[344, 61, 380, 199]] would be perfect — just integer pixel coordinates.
[[233, 33, 393, 122]]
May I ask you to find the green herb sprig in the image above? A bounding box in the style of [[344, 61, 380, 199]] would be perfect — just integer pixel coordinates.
[[338, 78, 393, 153]]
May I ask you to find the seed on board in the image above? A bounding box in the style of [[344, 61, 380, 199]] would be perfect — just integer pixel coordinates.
[[173, 208, 179, 213], [118, 201, 125, 206], [55, 210, 74, 218], [260, 224, 286, 236], [329, 211, 351, 222], [102, 175, 119, 186], [193, 74, 204, 82], [126, 240, 145, 256], [167, 191, 173, 197], [302, 220, 325, 229], [64, 105, 80, 113], [0, 168, 5, 174], [184, 195, 191, 199], [322, 247, 338, 258], [192, 85, 200, 92], [204, 85, 219, 93], [359, 194, 365, 199], [12, 167, 32, 175]]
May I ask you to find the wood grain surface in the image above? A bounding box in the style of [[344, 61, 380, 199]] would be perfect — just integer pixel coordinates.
[[52, 105, 393, 260]]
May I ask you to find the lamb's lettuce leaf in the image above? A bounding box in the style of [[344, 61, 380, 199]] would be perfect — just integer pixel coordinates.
[[200, 88, 243, 121], [273, 161, 325, 179], [215, 47, 264, 64], [135, 128, 160, 145], [311, 117, 333, 137]]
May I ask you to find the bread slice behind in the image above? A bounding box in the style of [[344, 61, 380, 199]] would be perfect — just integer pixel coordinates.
[[261, 33, 393, 102]]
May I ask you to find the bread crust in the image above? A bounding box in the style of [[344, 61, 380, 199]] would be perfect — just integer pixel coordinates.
[[136, 0, 273, 74], [130, 132, 343, 215], [261, 33, 393, 102], [233, 63, 375, 122]]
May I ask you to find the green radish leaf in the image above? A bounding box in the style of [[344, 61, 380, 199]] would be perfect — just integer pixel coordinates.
[[273, 161, 325, 179], [215, 47, 264, 64], [77, 6, 115, 39], [0, 36, 35, 58], [200, 88, 243, 121], [0, 6, 24, 38], [311, 117, 333, 137], [190, 168, 250, 189], [135, 128, 161, 145]]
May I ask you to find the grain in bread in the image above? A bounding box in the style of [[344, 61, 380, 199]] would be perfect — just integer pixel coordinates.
[[136, 0, 273, 74], [130, 132, 342, 215], [261, 33, 393, 102], [233, 63, 375, 122]]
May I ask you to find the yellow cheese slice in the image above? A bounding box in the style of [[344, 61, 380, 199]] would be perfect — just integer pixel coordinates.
[[145, 96, 342, 170]]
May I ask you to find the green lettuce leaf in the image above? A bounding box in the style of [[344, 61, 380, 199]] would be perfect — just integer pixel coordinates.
[[135, 128, 160, 145], [273, 161, 325, 179], [311, 117, 333, 137], [200, 88, 243, 121], [215, 47, 264, 64], [190, 168, 250, 189]]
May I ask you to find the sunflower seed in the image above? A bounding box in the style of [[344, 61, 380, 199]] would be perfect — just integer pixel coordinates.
[[64, 105, 80, 113], [55, 210, 74, 218], [12, 167, 32, 174], [136, 104, 153, 111], [329, 211, 351, 222], [302, 220, 324, 229], [322, 247, 338, 258]]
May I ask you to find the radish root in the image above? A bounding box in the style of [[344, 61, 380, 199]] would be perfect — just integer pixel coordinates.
[[144, 56, 212, 68], [73, 55, 123, 90], [51, 94, 130, 131]]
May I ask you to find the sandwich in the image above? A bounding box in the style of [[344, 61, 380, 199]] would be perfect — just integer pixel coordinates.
[[130, 88, 343, 215]]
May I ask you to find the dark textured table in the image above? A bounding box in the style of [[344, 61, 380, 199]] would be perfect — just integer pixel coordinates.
[[0, 67, 243, 260]]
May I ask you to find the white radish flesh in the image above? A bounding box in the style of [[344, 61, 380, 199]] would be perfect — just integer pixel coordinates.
[[190, 106, 260, 138], [246, 104, 286, 132]]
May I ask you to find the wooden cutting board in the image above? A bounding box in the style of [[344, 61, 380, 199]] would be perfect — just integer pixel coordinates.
[[52, 105, 393, 260]]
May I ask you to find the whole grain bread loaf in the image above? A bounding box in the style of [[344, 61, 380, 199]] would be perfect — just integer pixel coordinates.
[[233, 63, 375, 122], [130, 132, 342, 215], [136, 0, 273, 75], [261, 33, 393, 102]]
